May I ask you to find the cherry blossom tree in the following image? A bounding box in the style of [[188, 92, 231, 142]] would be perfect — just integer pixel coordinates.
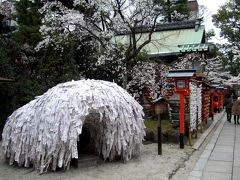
[[35, 0, 166, 88], [127, 60, 161, 99], [205, 46, 240, 86], [2, 0, 219, 103], [0, 0, 13, 17]]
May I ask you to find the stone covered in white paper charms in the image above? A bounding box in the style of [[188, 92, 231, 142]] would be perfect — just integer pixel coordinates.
[[189, 82, 202, 131], [2, 79, 145, 173], [190, 82, 197, 131]]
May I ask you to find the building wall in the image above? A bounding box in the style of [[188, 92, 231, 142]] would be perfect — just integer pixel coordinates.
[[188, 0, 199, 20]]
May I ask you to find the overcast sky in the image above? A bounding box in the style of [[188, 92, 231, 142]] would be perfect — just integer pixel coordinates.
[[197, 0, 228, 43]]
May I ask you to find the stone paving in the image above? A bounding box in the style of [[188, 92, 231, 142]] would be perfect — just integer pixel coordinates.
[[187, 115, 240, 180]]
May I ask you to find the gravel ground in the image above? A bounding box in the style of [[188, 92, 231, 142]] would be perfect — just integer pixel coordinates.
[[0, 143, 193, 180]]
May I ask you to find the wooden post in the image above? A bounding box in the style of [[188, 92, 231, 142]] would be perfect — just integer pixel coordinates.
[[196, 106, 198, 138], [158, 113, 162, 155], [188, 124, 192, 146], [179, 93, 185, 149]]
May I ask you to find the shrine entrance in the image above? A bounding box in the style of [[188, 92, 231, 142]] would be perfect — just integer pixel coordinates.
[[71, 112, 101, 167], [77, 125, 95, 154]]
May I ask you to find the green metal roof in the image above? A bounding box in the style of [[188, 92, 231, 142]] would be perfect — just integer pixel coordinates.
[[113, 25, 206, 56]]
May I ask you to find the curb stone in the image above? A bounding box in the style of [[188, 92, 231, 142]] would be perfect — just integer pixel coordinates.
[[192, 111, 225, 150]]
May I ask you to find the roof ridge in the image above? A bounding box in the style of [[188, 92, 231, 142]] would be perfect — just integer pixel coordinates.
[[116, 20, 203, 35], [155, 20, 196, 32]]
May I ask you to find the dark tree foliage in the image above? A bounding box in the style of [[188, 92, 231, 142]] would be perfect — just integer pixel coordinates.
[[212, 0, 240, 76], [12, 0, 42, 46], [0, 37, 43, 139], [0, 38, 16, 137], [164, 0, 189, 22], [38, 42, 80, 89], [212, 0, 240, 45], [0, 36, 43, 137]]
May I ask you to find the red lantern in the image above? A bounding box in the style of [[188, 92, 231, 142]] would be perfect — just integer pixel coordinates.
[[167, 70, 196, 149]]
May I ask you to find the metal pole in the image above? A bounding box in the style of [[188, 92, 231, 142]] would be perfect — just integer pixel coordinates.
[[158, 113, 162, 155]]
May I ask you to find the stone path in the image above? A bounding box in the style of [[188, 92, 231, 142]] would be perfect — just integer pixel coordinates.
[[187, 115, 240, 180]]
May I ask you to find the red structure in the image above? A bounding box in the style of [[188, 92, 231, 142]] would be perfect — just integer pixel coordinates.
[[167, 70, 196, 149], [216, 87, 225, 111], [201, 82, 211, 124], [209, 85, 227, 119]]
